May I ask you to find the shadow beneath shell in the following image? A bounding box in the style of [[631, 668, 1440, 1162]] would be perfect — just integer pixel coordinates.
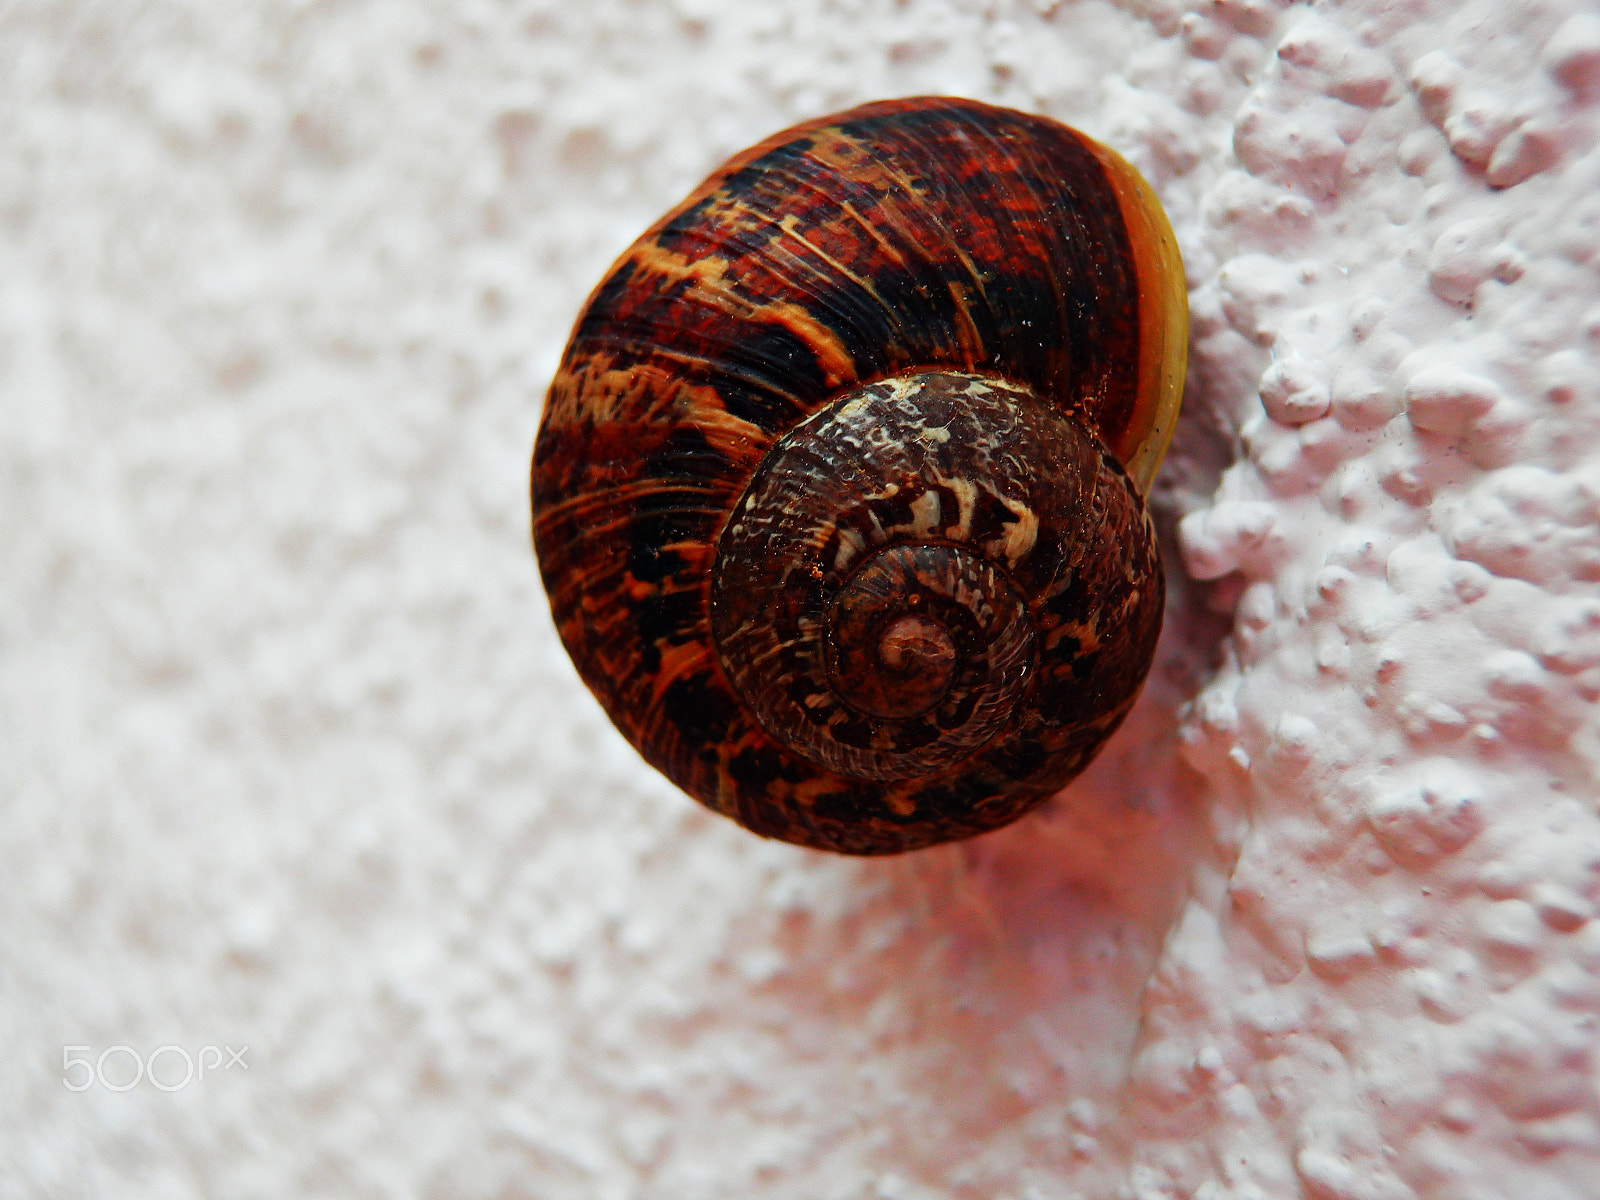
[[765, 425, 1240, 1166], [680, 385, 1245, 1182]]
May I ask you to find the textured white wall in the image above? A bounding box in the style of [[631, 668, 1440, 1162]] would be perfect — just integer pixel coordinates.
[[4, 1, 1600, 1197]]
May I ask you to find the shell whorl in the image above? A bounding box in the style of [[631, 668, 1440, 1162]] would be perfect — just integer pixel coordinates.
[[532, 97, 1186, 854], [714, 371, 1134, 784]]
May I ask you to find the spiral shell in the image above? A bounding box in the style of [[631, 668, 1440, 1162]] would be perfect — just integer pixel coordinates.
[[533, 96, 1187, 854]]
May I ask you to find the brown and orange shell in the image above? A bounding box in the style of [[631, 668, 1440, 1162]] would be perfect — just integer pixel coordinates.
[[532, 96, 1187, 855]]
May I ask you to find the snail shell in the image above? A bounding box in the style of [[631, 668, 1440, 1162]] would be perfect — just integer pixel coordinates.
[[532, 96, 1187, 855]]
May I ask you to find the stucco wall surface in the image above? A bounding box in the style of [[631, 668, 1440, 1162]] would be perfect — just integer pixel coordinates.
[[4, 0, 1600, 1197]]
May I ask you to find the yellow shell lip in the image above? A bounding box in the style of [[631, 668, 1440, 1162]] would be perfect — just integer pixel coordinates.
[[1084, 139, 1189, 495]]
